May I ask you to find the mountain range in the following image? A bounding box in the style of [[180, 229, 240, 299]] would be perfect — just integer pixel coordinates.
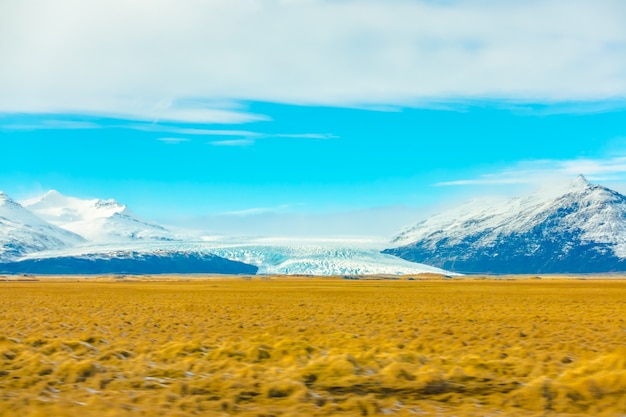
[[4, 176, 626, 275], [0, 190, 448, 276], [384, 175, 626, 274], [0, 191, 254, 274]]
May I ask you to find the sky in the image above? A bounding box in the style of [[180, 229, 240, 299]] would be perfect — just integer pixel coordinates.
[[2, 0, 626, 238]]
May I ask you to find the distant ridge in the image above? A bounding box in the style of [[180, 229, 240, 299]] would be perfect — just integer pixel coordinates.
[[384, 175, 626, 274], [0, 250, 258, 275]]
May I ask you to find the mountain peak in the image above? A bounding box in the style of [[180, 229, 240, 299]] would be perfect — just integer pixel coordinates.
[[44, 189, 62, 197], [41, 189, 69, 203], [568, 174, 591, 191]]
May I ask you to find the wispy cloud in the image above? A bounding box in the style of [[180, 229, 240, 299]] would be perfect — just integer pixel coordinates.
[[136, 124, 338, 144], [273, 133, 338, 140], [1, 120, 101, 131], [435, 156, 626, 187], [2, 1, 625, 122], [210, 139, 254, 147], [222, 204, 292, 216], [156, 137, 190, 144], [206, 132, 337, 146], [134, 125, 337, 139], [132, 125, 262, 137], [0, 117, 337, 144]]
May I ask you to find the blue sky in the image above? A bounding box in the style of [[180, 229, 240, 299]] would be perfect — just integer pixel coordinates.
[[2, 1, 626, 237]]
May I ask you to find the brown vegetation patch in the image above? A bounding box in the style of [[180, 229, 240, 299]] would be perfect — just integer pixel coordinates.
[[0, 278, 625, 416]]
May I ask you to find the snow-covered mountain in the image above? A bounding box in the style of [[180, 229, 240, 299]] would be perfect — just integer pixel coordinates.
[[0, 191, 84, 261], [384, 175, 626, 274], [23, 190, 177, 243]]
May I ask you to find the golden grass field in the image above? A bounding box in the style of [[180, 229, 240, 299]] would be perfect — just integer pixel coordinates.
[[1, 275, 625, 416]]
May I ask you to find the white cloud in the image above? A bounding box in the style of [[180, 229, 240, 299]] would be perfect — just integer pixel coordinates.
[[210, 139, 255, 147], [435, 156, 626, 187], [133, 125, 262, 136], [1, 120, 102, 131], [1, 0, 625, 123], [223, 204, 292, 216], [156, 137, 190, 144], [273, 133, 337, 140], [0, 115, 336, 143], [135, 124, 337, 142]]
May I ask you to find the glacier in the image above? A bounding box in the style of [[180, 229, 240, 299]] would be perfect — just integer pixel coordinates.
[[15, 237, 455, 276]]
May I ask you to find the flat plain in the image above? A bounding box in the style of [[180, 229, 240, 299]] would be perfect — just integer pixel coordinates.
[[1, 276, 625, 416]]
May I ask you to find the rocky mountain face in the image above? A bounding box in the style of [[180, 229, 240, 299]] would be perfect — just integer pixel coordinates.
[[384, 175, 626, 274]]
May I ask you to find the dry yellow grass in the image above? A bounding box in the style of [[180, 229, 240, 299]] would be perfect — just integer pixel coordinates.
[[1, 276, 625, 416]]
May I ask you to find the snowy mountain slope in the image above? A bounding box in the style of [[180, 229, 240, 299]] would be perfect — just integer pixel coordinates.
[[0, 191, 84, 261], [23, 190, 177, 243], [17, 238, 456, 276], [384, 175, 626, 274]]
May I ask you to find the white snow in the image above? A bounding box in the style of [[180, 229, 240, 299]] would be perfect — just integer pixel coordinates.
[[23, 190, 177, 243], [391, 175, 626, 258], [203, 238, 454, 275], [0, 191, 84, 261]]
